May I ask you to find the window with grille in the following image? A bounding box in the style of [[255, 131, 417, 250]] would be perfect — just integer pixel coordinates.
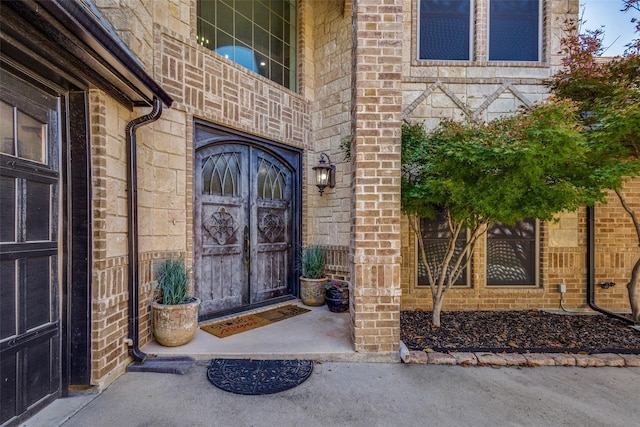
[[197, 0, 297, 91], [417, 211, 469, 287], [488, 0, 541, 61], [257, 157, 286, 200], [202, 152, 241, 196], [486, 218, 538, 286], [417, 0, 542, 62]]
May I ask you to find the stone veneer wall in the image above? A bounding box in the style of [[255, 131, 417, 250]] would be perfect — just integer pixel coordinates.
[[308, 0, 352, 248], [350, 0, 404, 353]]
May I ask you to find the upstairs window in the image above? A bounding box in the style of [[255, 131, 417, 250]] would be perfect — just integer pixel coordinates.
[[488, 0, 541, 61], [419, 0, 472, 61], [197, 0, 297, 91]]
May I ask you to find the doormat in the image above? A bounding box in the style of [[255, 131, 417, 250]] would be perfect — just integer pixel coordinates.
[[200, 305, 311, 338], [207, 358, 313, 395]]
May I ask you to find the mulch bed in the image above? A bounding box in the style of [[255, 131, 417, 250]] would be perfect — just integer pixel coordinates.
[[401, 310, 640, 354]]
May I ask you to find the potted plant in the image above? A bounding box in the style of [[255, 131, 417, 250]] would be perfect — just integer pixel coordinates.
[[151, 258, 200, 346], [324, 279, 349, 312], [299, 245, 328, 306]]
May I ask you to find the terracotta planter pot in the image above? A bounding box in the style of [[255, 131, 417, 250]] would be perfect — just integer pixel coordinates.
[[152, 298, 200, 347], [299, 277, 328, 306]]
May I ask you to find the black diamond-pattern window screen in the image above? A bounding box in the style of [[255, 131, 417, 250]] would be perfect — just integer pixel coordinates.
[[486, 219, 536, 285], [257, 157, 285, 200], [202, 152, 240, 196], [418, 211, 468, 286]]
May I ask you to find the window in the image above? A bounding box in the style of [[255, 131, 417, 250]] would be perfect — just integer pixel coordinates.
[[417, 212, 468, 287], [486, 219, 537, 286], [257, 157, 286, 200], [419, 0, 472, 61], [202, 153, 241, 196], [197, 0, 297, 90], [488, 0, 540, 61]]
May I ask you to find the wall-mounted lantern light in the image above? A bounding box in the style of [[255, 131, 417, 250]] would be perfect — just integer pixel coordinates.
[[312, 152, 335, 196]]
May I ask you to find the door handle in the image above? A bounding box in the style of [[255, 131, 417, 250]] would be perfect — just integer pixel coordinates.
[[243, 226, 250, 266]]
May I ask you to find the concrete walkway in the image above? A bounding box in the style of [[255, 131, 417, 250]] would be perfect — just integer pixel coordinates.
[[21, 303, 640, 426], [25, 361, 640, 427]]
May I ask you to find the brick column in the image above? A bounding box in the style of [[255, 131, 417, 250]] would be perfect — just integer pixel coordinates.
[[350, 0, 403, 353]]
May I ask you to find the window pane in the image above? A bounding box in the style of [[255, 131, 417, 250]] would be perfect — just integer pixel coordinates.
[[487, 219, 536, 285], [25, 180, 51, 241], [255, 1, 270, 31], [489, 0, 539, 61], [0, 176, 16, 242], [419, 0, 471, 60], [197, 0, 297, 90], [418, 212, 468, 286], [257, 158, 285, 200], [0, 101, 15, 156], [202, 153, 241, 196], [216, 2, 234, 35], [17, 110, 46, 163]]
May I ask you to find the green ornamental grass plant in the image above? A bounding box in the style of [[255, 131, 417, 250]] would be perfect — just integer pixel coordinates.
[[156, 258, 193, 305], [301, 245, 326, 279]]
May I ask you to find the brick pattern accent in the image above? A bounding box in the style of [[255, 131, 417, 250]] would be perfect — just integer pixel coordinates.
[[350, 0, 404, 353], [155, 26, 309, 150], [324, 245, 350, 282]]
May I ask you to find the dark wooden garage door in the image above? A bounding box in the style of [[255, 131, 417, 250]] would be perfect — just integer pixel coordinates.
[[1, 68, 61, 426]]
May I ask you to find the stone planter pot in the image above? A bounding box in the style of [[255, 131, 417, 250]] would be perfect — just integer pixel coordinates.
[[152, 298, 200, 347], [299, 277, 328, 306]]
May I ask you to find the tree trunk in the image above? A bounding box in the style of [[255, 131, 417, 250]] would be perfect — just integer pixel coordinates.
[[432, 295, 443, 327], [628, 257, 640, 322], [629, 282, 640, 322], [615, 189, 640, 322]]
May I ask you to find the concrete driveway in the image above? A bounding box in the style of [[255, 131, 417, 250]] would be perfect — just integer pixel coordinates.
[[26, 362, 640, 427]]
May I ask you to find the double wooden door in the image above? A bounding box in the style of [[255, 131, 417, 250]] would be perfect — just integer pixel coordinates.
[[194, 138, 297, 316]]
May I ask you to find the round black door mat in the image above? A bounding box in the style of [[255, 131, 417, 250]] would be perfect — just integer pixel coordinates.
[[207, 359, 314, 395]]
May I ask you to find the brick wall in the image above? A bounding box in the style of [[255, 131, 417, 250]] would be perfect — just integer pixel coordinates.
[[351, 0, 404, 353]]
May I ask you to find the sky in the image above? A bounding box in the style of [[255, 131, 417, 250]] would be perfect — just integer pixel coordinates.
[[580, 0, 639, 56]]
